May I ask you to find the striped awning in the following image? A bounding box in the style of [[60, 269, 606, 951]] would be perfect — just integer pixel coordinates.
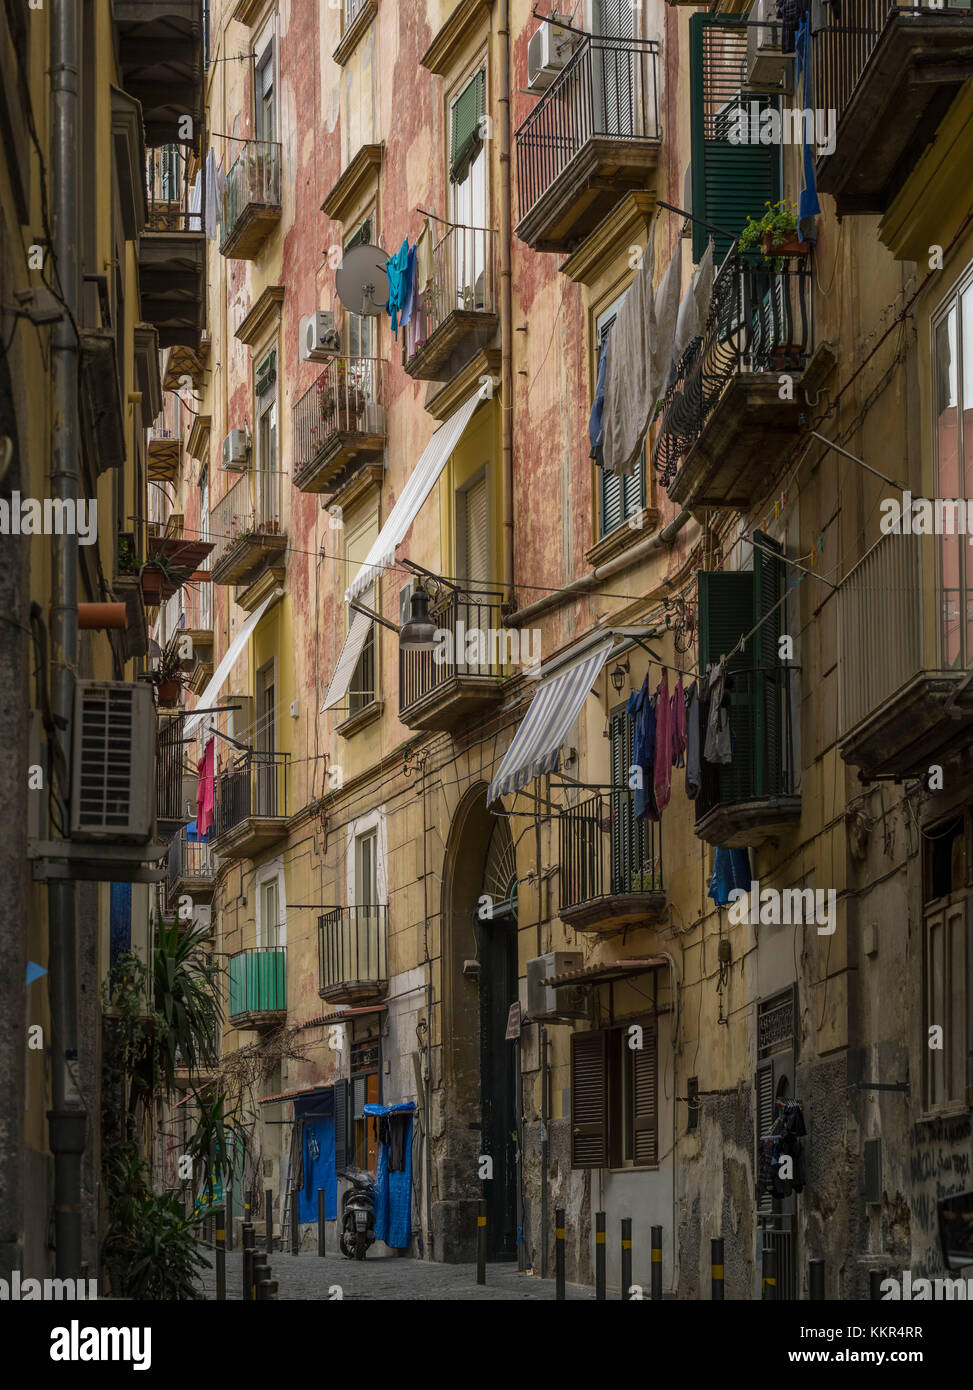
[[320, 608, 373, 712], [487, 638, 615, 804]]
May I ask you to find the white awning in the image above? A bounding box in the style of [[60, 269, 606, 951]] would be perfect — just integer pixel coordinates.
[[345, 390, 482, 603], [320, 608, 372, 713], [487, 638, 615, 805], [184, 588, 281, 738]]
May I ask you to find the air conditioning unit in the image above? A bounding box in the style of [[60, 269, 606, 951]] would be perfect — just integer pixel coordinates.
[[228, 693, 254, 744], [299, 310, 341, 363], [526, 15, 579, 93], [70, 681, 156, 843], [193, 903, 213, 935], [746, 0, 792, 91], [526, 951, 586, 1022], [221, 427, 250, 472]]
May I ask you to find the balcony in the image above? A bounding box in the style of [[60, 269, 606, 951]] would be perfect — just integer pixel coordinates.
[[140, 144, 206, 350], [813, 2, 973, 215], [404, 226, 499, 383], [694, 667, 801, 848], [838, 532, 973, 780], [292, 357, 386, 497], [166, 825, 216, 904], [220, 141, 282, 260], [209, 469, 286, 587], [114, 0, 204, 148], [655, 252, 832, 509], [211, 752, 289, 859], [398, 593, 507, 732], [317, 905, 389, 1005], [228, 946, 287, 1028], [147, 426, 182, 484], [157, 713, 191, 837], [559, 792, 665, 933], [515, 36, 660, 254]]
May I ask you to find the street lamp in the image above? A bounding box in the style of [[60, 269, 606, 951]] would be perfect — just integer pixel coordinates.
[[398, 583, 438, 651]]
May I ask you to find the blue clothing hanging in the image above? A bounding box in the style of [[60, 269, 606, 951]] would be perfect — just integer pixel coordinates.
[[363, 1101, 415, 1249], [385, 239, 411, 339], [794, 16, 820, 243], [708, 847, 752, 907]]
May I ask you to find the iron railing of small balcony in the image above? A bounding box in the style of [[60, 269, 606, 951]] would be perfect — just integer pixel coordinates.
[[399, 591, 507, 715], [215, 751, 289, 836], [167, 827, 215, 898], [292, 356, 386, 475], [559, 791, 664, 912], [209, 469, 285, 572], [180, 578, 212, 635], [409, 224, 498, 355], [693, 665, 799, 825], [654, 250, 812, 490], [220, 139, 281, 246], [228, 945, 286, 1020], [157, 713, 187, 823], [317, 905, 389, 996], [515, 35, 660, 226], [146, 142, 200, 232], [812, 1, 972, 148]]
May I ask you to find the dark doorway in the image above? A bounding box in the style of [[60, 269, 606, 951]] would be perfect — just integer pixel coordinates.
[[478, 904, 518, 1260]]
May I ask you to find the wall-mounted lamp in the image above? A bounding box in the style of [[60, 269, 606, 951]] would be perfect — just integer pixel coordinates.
[[609, 658, 630, 693], [399, 582, 438, 652]]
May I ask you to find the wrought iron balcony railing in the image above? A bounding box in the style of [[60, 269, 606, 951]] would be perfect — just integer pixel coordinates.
[[655, 251, 812, 491], [166, 826, 215, 899], [215, 751, 289, 837], [694, 665, 799, 827], [405, 225, 499, 376], [228, 945, 286, 1021], [515, 35, 660, 234], [146, 142, 200, 232], [399, 592, 507, 717], [220, 140, 282, 257], [209, 468, 285, 576], [318, 905, 389, 1000], [157, 713, 188, 826], [292, 356, 386, 487], [559, 791, 664, 922]]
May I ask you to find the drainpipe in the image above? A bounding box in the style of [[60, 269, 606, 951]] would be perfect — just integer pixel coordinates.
[[498, 0, 514, 603], [48, 0, 85, 1279], [420, 760, 433, 1258], [506, 507, 693, 627]]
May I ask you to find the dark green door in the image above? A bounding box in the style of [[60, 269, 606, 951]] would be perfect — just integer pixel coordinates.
[[478, 909, 518, 1260]]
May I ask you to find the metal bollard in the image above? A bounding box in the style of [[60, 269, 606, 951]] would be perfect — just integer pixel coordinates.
[[318, 1188, 326, 1256], [650, 1225, 662, 1301], [265, 1279, 279, 1300], [241, 1221, 255, 1302], [870, 1268, 887, 1301], [476, 1199, 486, 1286], [621, 1218, 632, 1301], [711, 1237, 724, 1301], [555, 1208, 565, 1301], [255, 1261, 272, 1301], [595, 1211, 606, 1301], [215, 1212, 226, 1302], [252, 1251, 267, 1302], [291, 1196, 299, 1256], [266, 1187, 274, 1254], [226, 1186, 233, 1252], [762, 1243, 777, 1300], [809, 1258, 825, 1300]]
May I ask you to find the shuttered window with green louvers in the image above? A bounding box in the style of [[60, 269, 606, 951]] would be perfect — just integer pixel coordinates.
[[597, 311, 645, 537], [609, 703, 644, 896], [689, 13, 781, 264], [450, 69, 485, 184], [344, 217, 372, 253]]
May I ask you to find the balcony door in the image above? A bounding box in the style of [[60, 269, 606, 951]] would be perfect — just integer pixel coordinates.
[[255, 659, 276, 816], [355, 828, 380, 980], [591, 0, 636, 139], [449, 70, 487, 315], [261, 876, 280, 951], [256, 364, 277, 533], [455, 469, 490, 675]]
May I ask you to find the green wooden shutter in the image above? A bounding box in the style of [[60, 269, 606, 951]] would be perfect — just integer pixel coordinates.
[[632, 1021, 658, 1166], [689, 14, 781, 264], [601, 470, 625, 537], [698, 569, 755, 805], [752, 531, 785, 798], [450, 70, 485, 183], [570, 1029, 609, 1168], [344, 217, 372, 252]]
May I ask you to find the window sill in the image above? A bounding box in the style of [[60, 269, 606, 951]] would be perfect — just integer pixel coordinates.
[[333, 0, 378, 68], [337, 699, 384, 739], [585, 507, 660, 568], [915, 1103, 971, 1125]]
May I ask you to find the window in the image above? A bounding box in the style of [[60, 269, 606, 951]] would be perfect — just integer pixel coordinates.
[[255, 38, 276, 143], [256, 660, 277, 816], [449, 69, 488, 315], [356, 828, 377, 907], [689, 14, 781, 263], [933, 266, 973, 669], [456, 468, 490, 589], [344, 220, 375, 361], [596, 300, 644, 536], [260, 877, 280, 949], [923, 810, 971, 1111], [256, 348, 278, 528], [344, 512, 379, 713], [570, 1020, 658, 1169]]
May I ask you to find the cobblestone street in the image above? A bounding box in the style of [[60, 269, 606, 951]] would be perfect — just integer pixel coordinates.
[[199, 1250, 595, 1301]]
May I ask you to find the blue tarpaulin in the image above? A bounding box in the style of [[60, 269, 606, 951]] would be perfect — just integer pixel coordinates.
[[294, 1092, 337, 1222], [363, 1101, 415, 1249]]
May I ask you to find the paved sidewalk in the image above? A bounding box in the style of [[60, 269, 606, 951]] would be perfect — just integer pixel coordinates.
[[199, 1249, 595, 1301]]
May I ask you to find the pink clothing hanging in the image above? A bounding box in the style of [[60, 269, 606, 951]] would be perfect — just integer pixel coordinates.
[[196, 737, 216, 836], [671, 673, 687, 765], [653, 670, 673, 813]]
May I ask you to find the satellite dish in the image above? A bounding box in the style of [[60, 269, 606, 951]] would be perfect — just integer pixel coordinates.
[[335, 243, 389, 318]]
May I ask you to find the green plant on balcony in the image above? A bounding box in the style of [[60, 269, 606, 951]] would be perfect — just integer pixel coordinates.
[[629, 869, 663, 893], [117, 532, 139, 576], [739, 202, 808, 266]]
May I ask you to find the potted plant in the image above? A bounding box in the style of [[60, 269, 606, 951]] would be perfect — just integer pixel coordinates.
[[629, 869, 663, 893], [318, 359, 363, 430], [139, 566, 164, 606], [739, 202, 809, 262], [141, 644, 186, 708]]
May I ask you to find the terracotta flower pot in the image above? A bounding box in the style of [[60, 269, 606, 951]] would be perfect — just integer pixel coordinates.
[[140, 569, 163, 605], [156, 679, 181, 707], [762, 232, 809, 258]]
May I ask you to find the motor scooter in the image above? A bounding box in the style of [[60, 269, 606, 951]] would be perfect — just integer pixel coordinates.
[[337, 1167, 376, 1259]]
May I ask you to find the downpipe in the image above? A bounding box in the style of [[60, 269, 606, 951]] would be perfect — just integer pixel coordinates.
[[48, 0, 84, 1279]]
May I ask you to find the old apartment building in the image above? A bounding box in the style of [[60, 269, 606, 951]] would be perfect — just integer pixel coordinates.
[[3, 0, 973, 1299]]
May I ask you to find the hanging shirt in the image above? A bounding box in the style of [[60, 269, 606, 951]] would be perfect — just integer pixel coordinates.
[[626, 676, 658, 822], [399, 243, 418, 333], [685, 680, 702, 799], [671, 673, 687, 768], [385, 238, 411, 339], [653, 670, 673, 814], [416, 220, 435, 293], [196, 737, 215, 836], [704, 661, 732, 765], [707, 846, 752, 907], [589, 337, 609, 467]]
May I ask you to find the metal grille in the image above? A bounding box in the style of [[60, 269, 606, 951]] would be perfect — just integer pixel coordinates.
[[77, 686, 134, 828], [318, 906, 389, 995], [758, 993, 795, 1059]]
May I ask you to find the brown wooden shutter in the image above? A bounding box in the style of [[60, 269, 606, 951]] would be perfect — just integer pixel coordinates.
[[755, 1060, 775, 1215], [571, 1029, 609, 1168], [632, 1021, 658, 1165]]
